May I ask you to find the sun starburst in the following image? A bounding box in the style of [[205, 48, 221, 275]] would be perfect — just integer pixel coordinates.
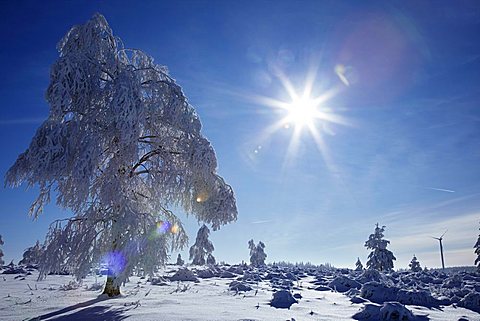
[[252, 66, 350, 169]]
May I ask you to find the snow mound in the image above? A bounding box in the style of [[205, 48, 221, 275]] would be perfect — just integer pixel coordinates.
[[459, 292, 480, 313], [396, 289, 438, 308], [360, 282, 398, 304], [353, 302, 416, 320], [328, 275, 361, 293], [229, 281, 253, 292], [169, 268, 198, 282], [197, 268, 215, 279], [270, 290, 298, 309]]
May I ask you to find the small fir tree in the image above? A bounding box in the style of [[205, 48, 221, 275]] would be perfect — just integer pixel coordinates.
[[355, 257, 363, 271], [0, 235, 4, 266], [189, 225, 215, 265], [176, 254, 184, 266], [248, 239, 267, 266], [19, 240, 44, 265], [206, 253, 216, 265], [364, 223, 396, 272], [475, 224, 480, 271], [409, 254, 422, 272]]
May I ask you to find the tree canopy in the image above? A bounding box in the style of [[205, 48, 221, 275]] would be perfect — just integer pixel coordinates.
[[5, 14, 237, 293]]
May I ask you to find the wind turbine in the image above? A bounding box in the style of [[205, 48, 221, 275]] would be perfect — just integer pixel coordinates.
[[431, 230, 447, 270]]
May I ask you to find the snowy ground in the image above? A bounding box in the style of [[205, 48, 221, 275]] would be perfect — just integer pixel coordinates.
[[1, 265, 479, 321]]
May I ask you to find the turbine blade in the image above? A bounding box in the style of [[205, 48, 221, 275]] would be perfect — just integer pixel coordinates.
[[440, 229, 448, 239]]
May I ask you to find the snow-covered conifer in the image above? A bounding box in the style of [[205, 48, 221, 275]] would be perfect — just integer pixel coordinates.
[[475, 224, 480, 271], [248, 239, 267, 266], [0, 235, 4, 266], [355, 257, 363, 271], [206, 253, 216, 265], [19, 240, 44, 265], [176, 254, 184, 266], [189, 225, 215, 265], [5, 14, 237, 296], [364, 223, 396, 272], [409, 254, 422, 272]]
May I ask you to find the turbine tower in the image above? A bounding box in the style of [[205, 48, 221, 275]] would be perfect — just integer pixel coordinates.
[[431, 230, 447, 270]]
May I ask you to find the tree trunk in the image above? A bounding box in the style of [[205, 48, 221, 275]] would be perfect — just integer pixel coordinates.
[[103, 274, 120, 297], [103, 238, 121, 297]]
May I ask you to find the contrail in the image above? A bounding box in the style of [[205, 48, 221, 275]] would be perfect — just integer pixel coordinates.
[[426, 187, 455, 193], [251, 220, 273, 224]]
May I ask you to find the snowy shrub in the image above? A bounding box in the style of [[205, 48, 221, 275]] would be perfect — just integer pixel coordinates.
[[408, 255, 422, 272], [442, 274, 463, 288], [150, 277, 168, 286], [396, 289, 438, 308], [220, 270, 236, 278], [356, 269, 383, 284], [59, 280, 81, 291], [459, 292, 480, 313], [270, 289, 298, 309], [176, 254, 184, 266], [4, 13, 237, 296], [197, 268, 215, 279], [364, 224, 396, 272], [227, 265, 244, 275], [189, 225, 215, 265], [355, 257, 364, 271], [206, 253, 216, 265], [353, 302, 415, 321], [248, 239, 267, 266], [328, 275, 361, 293], [360, 282, 398, 304], [228, 280, 252, 292], [169, 268, 198, 282]]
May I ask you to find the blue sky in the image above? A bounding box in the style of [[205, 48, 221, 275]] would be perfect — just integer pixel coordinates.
[[1, 1, 480, 269]]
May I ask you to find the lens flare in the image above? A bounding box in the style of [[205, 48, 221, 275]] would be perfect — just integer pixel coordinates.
[[156, 221, 171, 234], [102, 251, 126, 276], [171, 223, 179, 234]]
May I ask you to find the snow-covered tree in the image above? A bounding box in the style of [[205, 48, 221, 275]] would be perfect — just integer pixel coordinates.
[[475, 224, 480, 271], [409, 254, 422, 272], [206, 253, 216, 265], [189, 225, 215, 265], [176, 254, 184, 266], [5, 14, 237, 296], [19, 240, 44, 266], [248, 239, 267, 266], [0, 235, 4, 266], [364, 223, 396, 272], [355, 257, 363, 271]]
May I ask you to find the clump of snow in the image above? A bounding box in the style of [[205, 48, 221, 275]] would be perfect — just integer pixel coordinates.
[[360, 282, 398, 304], [228, 281, 252, 292], [197, 268, 216, 279], [396, 289, 439, 308], [328, 275, 361, 293], [459, 292, 480, 313], [353, 302, 416, 320], [270, 290, 298, 309], [169, 268, 198, 282]]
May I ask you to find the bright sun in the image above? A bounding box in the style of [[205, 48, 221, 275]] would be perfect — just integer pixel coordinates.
[[285, 96, 318, 128], [250, 66, 351, 167]]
